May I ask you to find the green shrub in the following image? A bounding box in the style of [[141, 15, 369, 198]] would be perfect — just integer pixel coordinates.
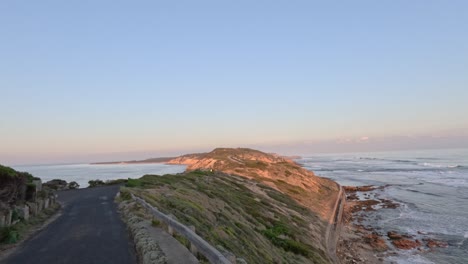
[[282, 239, 310, 256], [126, 178, 143, 188], [37, 190, 48, 199], [262, 222, 310, 257], [0, 165, 18, 178], [88, 180, 105, 188], [11, 209, 20, 222], [190, 169, 213, 176], [173, 233, 190, 248], [22, 172, 38, 183], [0, 227, 19, 244], [245, 161, 268, 169], [151, 219, 161, 227], [105, 179, 128, 185], [120, 190, 132, 201]]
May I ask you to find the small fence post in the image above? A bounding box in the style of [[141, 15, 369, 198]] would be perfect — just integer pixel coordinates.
[[167, 214, 175, 235], [188, 225, 198, 255]]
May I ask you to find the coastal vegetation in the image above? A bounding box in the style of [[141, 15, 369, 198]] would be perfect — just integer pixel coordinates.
[[0, 165, 40, 206], [0, 203, 59, 245], [88, 179, 128, 188], [0, 165, 60, 247], [122, 171, 330, 263], [122, 148, 340, 263]]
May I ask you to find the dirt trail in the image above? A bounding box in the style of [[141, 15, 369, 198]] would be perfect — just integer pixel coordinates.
[[325, 185, 345, 263]]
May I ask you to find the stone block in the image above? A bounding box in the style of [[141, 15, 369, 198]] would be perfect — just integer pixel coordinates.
[[33, 179, 42, 192], [44, 198, 50, 209], [5, 210, 12, 226], [37, 200, 44, 212], [0, 213, 5, 227], [15, 205, 29, 221], [27, 202, 38, 216], [189, 242, 198, 256], [227, 255, 237, 264]]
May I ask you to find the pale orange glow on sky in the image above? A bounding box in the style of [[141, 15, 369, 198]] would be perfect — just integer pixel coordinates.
[[1, 1, 468, 165]]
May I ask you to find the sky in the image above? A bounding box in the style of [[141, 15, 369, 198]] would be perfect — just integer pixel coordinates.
[[1, 0, 468, 165]]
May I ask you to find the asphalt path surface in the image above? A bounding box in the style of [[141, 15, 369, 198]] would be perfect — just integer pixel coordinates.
[[2, 185, 136, 264]]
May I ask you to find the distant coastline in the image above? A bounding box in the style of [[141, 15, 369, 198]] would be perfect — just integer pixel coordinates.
[[91, 157, 175, 165], [91, 153, 302, 165]]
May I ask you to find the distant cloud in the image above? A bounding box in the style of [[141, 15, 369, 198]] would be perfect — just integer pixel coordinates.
[[336, 136, 370, 144], [336, 138, 352, 144], [252, 134, 468, 156]]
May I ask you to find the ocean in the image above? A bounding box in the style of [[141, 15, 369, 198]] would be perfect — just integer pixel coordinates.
[[299, 148, 468, 264], [12, 163, 186, 188]]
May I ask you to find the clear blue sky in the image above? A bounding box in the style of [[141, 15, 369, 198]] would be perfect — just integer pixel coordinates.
[[1, 0, 468, 164]]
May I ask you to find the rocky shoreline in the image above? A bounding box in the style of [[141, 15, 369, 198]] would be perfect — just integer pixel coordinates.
[[337, 185, 449, 263]]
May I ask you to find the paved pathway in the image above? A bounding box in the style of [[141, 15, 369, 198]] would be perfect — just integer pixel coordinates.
[[142, 221, 198, 264], [2, 185, 137, 264]]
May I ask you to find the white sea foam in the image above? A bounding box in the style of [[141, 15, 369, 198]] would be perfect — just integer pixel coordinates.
[[419, 162, 462, 169], [420, 162, 442, 168], [388, 254, 435, 264]]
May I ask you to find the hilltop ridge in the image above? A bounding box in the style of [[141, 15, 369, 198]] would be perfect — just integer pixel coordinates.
[[167, 148, 339, 219]]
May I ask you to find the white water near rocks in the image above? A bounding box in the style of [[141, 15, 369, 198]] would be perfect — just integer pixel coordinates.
[[299, 148, 468, 264], [12, 163, 187, 188]]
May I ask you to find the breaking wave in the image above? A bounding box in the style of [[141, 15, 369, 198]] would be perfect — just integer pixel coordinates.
[[419, 162, 465, 169]]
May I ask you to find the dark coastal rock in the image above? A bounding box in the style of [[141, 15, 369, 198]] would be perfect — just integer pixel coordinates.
[[347, 193, 359, 200], [424, 238, 448, 248], [363, 233, 388, 251], [344, 185, 377, 192], [354, 199, 380, 212], [380, 199, 399, 209], [392, 239, 421, 250], [387, 231, 403, 240]]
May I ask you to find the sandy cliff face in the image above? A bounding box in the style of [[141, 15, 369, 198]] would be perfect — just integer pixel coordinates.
[[167, 148, 339, 220]]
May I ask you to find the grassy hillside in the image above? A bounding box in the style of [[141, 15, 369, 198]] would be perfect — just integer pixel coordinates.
[[168, 148, 339, 219], [123, 171, 331, 264]]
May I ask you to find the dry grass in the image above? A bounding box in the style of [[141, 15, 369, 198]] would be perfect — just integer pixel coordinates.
[[123, 171, 331, 264]]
